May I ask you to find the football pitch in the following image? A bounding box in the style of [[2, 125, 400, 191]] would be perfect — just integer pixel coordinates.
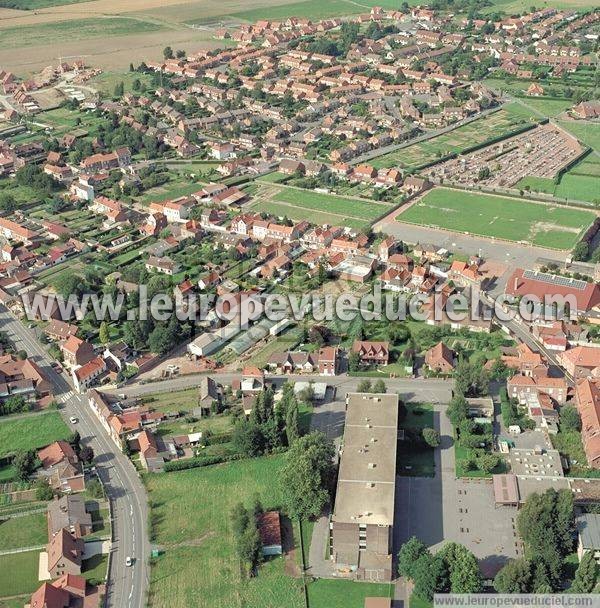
[[397, 188, 595, 250]]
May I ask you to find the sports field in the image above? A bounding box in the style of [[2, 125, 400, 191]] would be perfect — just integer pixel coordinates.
[[249, 184, 391, 230], [371, 106, 537, 170], [397, 188, 595, 250]]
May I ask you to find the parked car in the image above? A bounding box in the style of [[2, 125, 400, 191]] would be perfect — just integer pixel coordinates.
[[69, 416, 78, 424]]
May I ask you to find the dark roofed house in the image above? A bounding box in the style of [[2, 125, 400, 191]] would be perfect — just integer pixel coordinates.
[[257, 511, 282, 556], [47, 495, 92, 538], [197, 376, 221, 417]]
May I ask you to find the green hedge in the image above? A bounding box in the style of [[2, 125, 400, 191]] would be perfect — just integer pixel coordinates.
[[163, 453, 243, 472]]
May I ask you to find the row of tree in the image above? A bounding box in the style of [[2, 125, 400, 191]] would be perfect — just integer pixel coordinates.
[[231, 496, 264, 577]]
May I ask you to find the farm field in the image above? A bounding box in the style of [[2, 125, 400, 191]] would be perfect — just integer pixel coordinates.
[[146, 455, 305, 608], [371, 106, 537, 170], [0, 16, 163, 48], [397, 188, 595, 250], [0, 550, 39, 598], [0, 512, 47, 551], [516, 154, 600, 203], [0, 412, 71, 458], [0, 0, 90, 7], [223, 0, 422, 23]]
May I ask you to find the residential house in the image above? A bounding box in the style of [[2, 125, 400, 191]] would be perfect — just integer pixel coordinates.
[[560, 346, 600, 379], [47, 495, 92, 538], [425, 342, 455, 373], [352, 340, 389, 366], [38, 441, 85, 493], [73, 356, 107, 392], [61, 336, 96, 368], [575, 379, 600, 469], [47, 528, 84, 578]]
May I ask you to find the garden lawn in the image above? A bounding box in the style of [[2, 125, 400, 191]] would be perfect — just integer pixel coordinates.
[[551, 429, 600, 478], [306, 579, 394, 608], [398, 188, 594, 249], [0, 550, 39, 597], [0, 412, 70, 458], [146, 455, 305, 608], [0, 512, 47, 551]]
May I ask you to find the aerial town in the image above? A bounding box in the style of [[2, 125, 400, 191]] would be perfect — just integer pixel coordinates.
[[0, 0, 598, 607]]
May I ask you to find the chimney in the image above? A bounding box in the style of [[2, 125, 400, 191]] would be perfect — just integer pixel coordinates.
[[514, 277, 519, 291]]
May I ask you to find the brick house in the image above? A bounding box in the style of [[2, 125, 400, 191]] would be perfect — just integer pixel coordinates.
[[425, 342, 455, 373], [352, 340, 389, 366]]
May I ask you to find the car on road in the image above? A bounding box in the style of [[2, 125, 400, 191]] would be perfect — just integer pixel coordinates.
[[126, 556, 134, 567], [51, 362, 63, 373], [69, 416, 78, 424]]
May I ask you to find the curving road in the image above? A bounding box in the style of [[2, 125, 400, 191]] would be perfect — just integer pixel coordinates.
[[0, 305, 148, 608]]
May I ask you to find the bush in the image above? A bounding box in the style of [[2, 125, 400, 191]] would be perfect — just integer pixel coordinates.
[[164, 453, 244, 472]]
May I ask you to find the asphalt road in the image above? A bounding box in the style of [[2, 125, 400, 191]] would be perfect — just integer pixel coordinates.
[[0, 306, 149, 608], [103, 371, 453, 403]]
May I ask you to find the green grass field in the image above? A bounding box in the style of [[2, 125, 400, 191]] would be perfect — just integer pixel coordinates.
[[0, 17, 163, 48], [0, 550, 39, 597], [225, 0, 421, 23], [274, 187, 391, 221], [516, 155, 600, 204], [0, 412, 71, 458], [307, 579, 394, 608], [147, 455, 305, 608], [558, 121, 600, 153], [398, 188, 594, 250], [0, 512, 47, 551], [371, 106, 537, 170], [250, 200, 367, 231]]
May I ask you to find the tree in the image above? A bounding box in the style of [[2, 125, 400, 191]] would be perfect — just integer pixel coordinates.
[[285, 398, 299, 445], [413, 553, 449, 601], [279, 432, 335, 520], [454, 360, 488, 397], [13, 450, 38, 481], [348, 351, 361, 372], [477, 453, 500, 473], [398, 536, 428, 578], [99, 321, 110, 345], [560, 405, 581, 432], [422, 427, 440, 448], [446, 394, 469, 427], [373, 379, 387, 393], [494, 558, 532, 592], [357, 379, 372, 393], [163, 46, 174, 59], [113, 81, 124, 98], [570, 551, 598, 593], [79, 445, 94, 464], [232, 420, 264, 457], [34, 478, 54, 501], [439, 542, 483, 593]]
